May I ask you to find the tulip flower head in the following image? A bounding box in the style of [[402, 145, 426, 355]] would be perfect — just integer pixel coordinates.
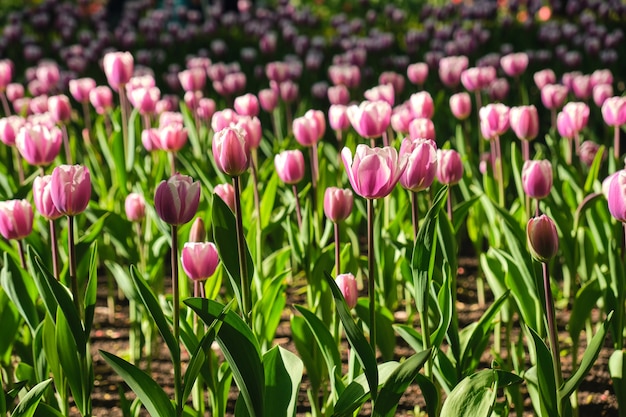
[[0, 200, 33, 240], [16, 124, 62, 166], [125, 193, 146, 222], [154, 173, 201, 226], [527, 214, 559, 263], [541, 84, 568, 110], [449, 92, 472, 120], [407, 62, 428, 86], [479, 103, 510, 140], [500, 52, 528, 77], [408, 118, 435, 141], [274, 150, 305, 185], [608, 171, 626, 223], [346, 100, 392, 139], [436, 149, 464, 185], [602, 96, 626, 127], [69, 78, 96, 103], [0, 116, 25, 146], [103, 51, 134, 90], [212, 126, 250, 177], [32, 175, 62, 220], [399, 138, 438, 192], [522, 160, 552, 199], [234, 93, 260, 117], [533, 69, 556, 90], [324, 187, 353, 223], [335, 273, 358, 309], [214, 183, 236, 212], [181, 242, 220, 281], [409, 91, 435, 119], [50, 164, 92, 216], [509, 105, 539, 141]]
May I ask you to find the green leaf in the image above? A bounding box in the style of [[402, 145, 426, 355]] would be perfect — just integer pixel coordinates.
[[568, 279, 602, 341], [56, 308, 86, 415], [185, 298, 264, 417], [260, 171, 278, 229], [373, 349, 432, 417], [129, 266, 180, 359], [354, 299, 396, 362], [452, 195, 480, 233], [83, 242, 98, 337], [290, 315, 323, 391], [11, 378, 53, 417], [126, 108, 138, 171], [0, 370, 5, 415], [439, 369, 498, 417], [415, 374, 439, 417], [525, 326, 558, 416], [560, 311, 613, 399], [78, 213, 109, 244], [324, 272, 378, 401], [100, 351, 175, 417], [110, 130, 128, 191], [608, 349, 626, 413], [33, 403, 65, 417], [263, 346, 303, 417], [583, 145, 605, 194], [1, 252, 39, 332]]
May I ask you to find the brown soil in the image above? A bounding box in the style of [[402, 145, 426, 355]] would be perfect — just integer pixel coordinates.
[[87, 258, 620, 416]]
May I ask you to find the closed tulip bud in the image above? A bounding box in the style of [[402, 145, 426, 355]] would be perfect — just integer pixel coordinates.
[[69, 78, 96, 103], [274, 150, 305, 185], [324, 187, 353, 223], [562, 102, 589, 133], [571, 74, 592, 100], [214, 183, 236, 212], [488, 78, 510, 102], [16, 124, 62, 166], [188, 217, 206, 242], [103, 51, 134, 90], [157, 122, 187, 152], [154, 173, 201, 225], [480, 103, 510, 140], [211, 108, 239, 132], [50, 164, 91, 216], [258, 88, 278, 112], [235, 116, 262, 150], [0, 199, 33, 240], [196, 98, 216, 121], [399, 138, 438, 192], [556, 111, 575, 139], [124, 192, 146, 222], [327, 85, 350, 105], [541, 84, 568, 110], [460, 67, 482, 92], [436, 149, 464, 185], [329, 104, 350, 132], [533, 69, 556, 90], [408, 118, 435, 141], [212, 126, 249, 177], [438, 55, 469, 88], [390, 104, 412, 134], [347, 100, 392, 139], [89, 86, 114, 115], [409, 91, 435, 119], [378, 72, 405, 96], [30, 95, 49, 114], [48, 95, 72, 124], [0, 116, 25, 146], [608, 171, 626, 222], [335, 273, 358, 309], [592, 84, 613, 107], [510, 105, 539, 141], [500, 52, 528, 77], [130, 86, 160, 115], [590, 69, 613, 88], [364, 84, 395, 106], [579, 141, 604, 167], [234, 93, 260, 117], [181, 242, 219, 281], [342, 144, 407, 199], [184, 91, 202, 111], [601, 96, 626, 127], [178, 68, 206, 92], [13, 98, 30, 116], [527, 215, 559, 263], [522, 160, 552, 199], [0, 59, 13, 91], [6, 83, 24, 102], [277, 80, 298, 103], [450, 92, 472, 120], [407, 62, 428, 85]]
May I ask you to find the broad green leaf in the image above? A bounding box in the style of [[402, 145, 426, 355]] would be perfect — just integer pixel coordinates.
[[126, 108, 138, 171], [373, 349, 432, 417], [415, 374, 439, 417], [437, 209, 458, 278], [432, 273, 453, 349], [11, 378, 52, 417], [56, 308, 86, 415], [33, 403, 65, 417], [110, 130, 128, 191], [440, 369, 498, 417], [452, 195, 480, 233], [525, 326, 558, 416], [560, 311, 613, 399], [608, 349, 626, 413], [263, 346, 303, 417], [78, 213, 109, 244], [355, 299, 396, 362], [568, 278, 601, 341], [83, 242, 99, 337], [0, 370, 4, 415], [290, 315, 323, 391], [324, 272, 378, 401], [100, 351, 175, 417], [260, 171, 278, 229], [1, 252, 39, 332], [583, 145, 605, 193], [185, 298, 264, 417]]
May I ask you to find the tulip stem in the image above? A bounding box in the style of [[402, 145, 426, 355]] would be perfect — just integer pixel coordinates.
[[68, 216, 81, 318], [251, 150, 264, 287], [495, 135, 504, 206], [551, 109, 557, 132], [118, 87, 129, 167], [16, 240, 26, 270], [367, 198, 376, 357], [61, 125, 72, 164], [171, 225, 182, 416], [292, 185, 302, 229], [233, 176, 251, 326], [82, 101, 92, 135], [0, 92, 11, 116], [543, 261, 563, 415], [334, 222, 341, 275], [13, 148, 24, 184], [411, 191, 419, 238], [615, 125, 621, 162], [50, 219, 60, 280]]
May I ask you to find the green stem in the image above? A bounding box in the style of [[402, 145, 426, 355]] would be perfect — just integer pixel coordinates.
[[50, 219, 60, 279], [411, 191, 419, 238], [17, 239, 26, 269], [543, 261, 563, 415], [615, 126, 621, 164], [367, 199, 376, 357], [334, 222, 340, 275], [233, 176, 251, 325], [13, 147, 24, 184], [118, 87, 129, 166], [68, 216, 81, 318], [171, 225, 182, 416]]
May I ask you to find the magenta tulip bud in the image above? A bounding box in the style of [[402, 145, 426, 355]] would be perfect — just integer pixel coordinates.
[[258, 88, 278, 112], [608, 171, 626, 222], [335, 273, 358, 309], [324, 187, 353, 223], [103, 51, 134, 90], [48, 95, 72, 124], [212, 126, 249, 177], [488, 78, 510, 102], [13, 98, 30, 116], [184, 91, 202, 112], [460, 67, 482, 92], [533, 69, 557, 90], [235, 116, 262, 150], [590, 69, 613, 88], [154, 173, 201, 225], [196, 98, 216, 121], [408, 118, 435, 141], [130, 86, 160, 115], [479, 103, 510, 140], [29, 95, 49, 115], [125, 192, 146, 222], [0, 116, 25, 146], [0, 60, 13, 91], [438, 55, 469, 88], [541, 84, 568, 110], [274, 150, 305, 185], [390, 104, 413, 134], [562, 102, 590, 133], [500, 52, 528, 77], [211, 108, 239, 132], [509, 105, 539, 141], [450, 92, 472, 120], [364, 84, 395, 106], [141, 128, 159, 151], [407, 62, 428, 86], [329, 104, 350, 132], [379, 72, 405, 96], [89, 86, 114, 115], [328, 64, 361, 88], [0, 199, 33, 240], [234, 93, 260, 117], [35, 62, 60, 92], [188, 217, 206, 243], [16, 124, 62, 166], [181, 242, 219, 281], [33, 175, 62, 220], [571, 74, 592, 100], [399, 138, 438, 192], [69, 78, 96, 103], [342, 144, 407, 199], [527, 215, 559, 263], [522, 160, 552, 199], [6, 83, 24, 103], [157, 122, 188, 152], [592, 84, 613, 107], [436, 149, 464, 185], [579, 141, 604, 167], [603, 172, 620, 201], [214, 183, 236, 212], [293, 110, 324, 147], [557, 111, 575, 139], [602, 96, 626, 127], [409, 91, 435, 119], [50, 164, 91, 216], [178, 68, 206, 92], [327, 85, 350, 105], [347, 100, 392, 139]]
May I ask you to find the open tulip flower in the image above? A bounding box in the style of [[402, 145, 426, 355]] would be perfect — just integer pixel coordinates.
[[154, 173, 201, 226], [50, 164, 91, 216], [346, 100, 392, 139]]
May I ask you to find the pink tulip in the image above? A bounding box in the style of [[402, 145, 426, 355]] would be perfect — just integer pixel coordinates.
[[324, 187, 353, 223], [364, 84, 395, 106], [32, 175, 62, 220], [329, 104, 350, 132], [0, 116, 25, 146], [562, 102, 589, 132], [235, 116, 262, 150], [571, 74, 592, 100], [347, 100, 392, 139], [178, 68, 206, 92], [212, 126, 249, 177], [488, 78, 510, 101], [13, 98, 31, 116], [103, 51, 134, 90], [408, 118, 435, 141], [211, 109, 239, 132], [390, 103, 413, 134], [29, 95, 49, 114], [436, 149, 464, 185], [181, 242, 220, 281], [69, 78, 96, 103], [409, 91, 434, 119], [341, 144, 407, 199], [184, 91, 202, 111], [541, 84, 568, 110], [602, 96, 626, 127], [579, 141, 604, 167], [50, 164, 91, 216], [407, 62, 428, 86], [438, 55, 469, 88], [479, 103, 510, 140], [592, 84, 613, 107], [126, 75, 156, 96], [335, 273, 358, 309], [125, 193, 146, 222], [16, 124, 62, 166], [196, 98, 216, 121], [557, 112, 575, 139], [0, 60, 13, 91], [214, 183, 236, 212], [449, 92, 472, 120], [265, 61, 290, 83], [130, 86, 160, 115], [274, 150, 305, 185], [608, 171, 626, 222], [277, 80, 298, 103], [328, 65, 361, 88], [157, 122, 187, 152], [460, 67, 483, 92], [6, 83, 24, 102], [379, 72, 405, 95], [258, 88, 278, 112], [500, 52, 528, 77], [159, 112, 184, 127], [35, 62, 60, 92], [141, 128, 159, 152], [48, 95, 72, 124], [188, 217, 206, 243], [522, 160, 552, 199], [89, 86, 114, 114], [527, 215, 559, 263], [327, 85, 350, 105], [234, 93, 260, 117], [0, 200, 33, 240], [533, 69, 557, 90], [590, 69, 613, 88], [509, 105, 539, 141], [399, 137, 438, 192], [154, 173, 201, 225]]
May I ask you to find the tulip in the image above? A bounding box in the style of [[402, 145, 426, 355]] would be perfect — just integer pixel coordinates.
[[33, 175, 62, 220], [327, 85, 350, 105], [293, 110, 324, 147], [50, 164, 91, 216], [364, 84, 395, 106], [324, 187, 353, 223], [408, 118, 435, 141], [579, 141, 604, 168], [258, 88, 278, 112], [154, 173, 201, 226], [562, 102, 589, 133], [407, 62, 428, 86], [590, 69, 613, 88], [16, 124, 62, 166], [527, 214, 559, 263], [438, 55, 469, 88], [479, 103, 510, 140], [235, 116, 262, 150], [522, 160, 552, 200], [6, 83, 24, 103], [341, 144, 407, 199], [488, 78, 510, 102], [234, 93, 260, 117], [390, 104, 413, 134], [328, 64, 361, 88], [196, 98, 216, 121], [214, 183, 236, 212], [125, 193, 146, 222], [103, 51, 134, 90], [533, 69, 556, 90], [328, 104, 350, 132], [335, 273, 358, 309], [178, 68, 206, 92], [130, 86, 160, 115], [29, 95, 49, 114], [0, 59, 13, 91], [541, 84, 568, 110], [399, 138, 438, 192], [460, 67, 483, 92], [157, 122, 188, 152], [509, 105, 539, 141], [48, 95, 72, 124], [211, 108, 239, 132], [592, 84, 613, 107], [181, 242, 220, 281], [212, 126, 249, 177], [35, 62, 60, 92], [188, 217, 206, 243], [409, 91, 435, 119], [346, 100, 392, 139], [450, 92, 472, 120], [436, 149, 464, 186], [608, 171, 626, 222], [89, 86, 114, 114], [0, 115, 25, 146], [571, 74, 592, 100], [500, 52, 528, 77], [378, 72, 405, 95], [276, 80, 298, 103], [69, 77, 96, 103], [602, 96, 626, 127], [0, 199, 33, 240], [274, 150, 305, 185]]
